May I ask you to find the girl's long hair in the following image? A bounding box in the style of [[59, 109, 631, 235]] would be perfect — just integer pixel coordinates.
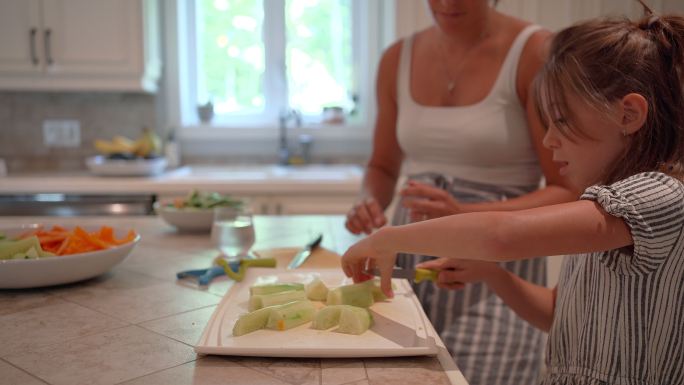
[[534, 1, 684, 183]]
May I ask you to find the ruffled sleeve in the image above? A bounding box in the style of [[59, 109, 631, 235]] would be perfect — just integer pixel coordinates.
[[580, 172, 684, 275]]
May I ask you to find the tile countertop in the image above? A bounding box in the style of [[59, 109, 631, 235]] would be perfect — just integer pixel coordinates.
[[0, 215, 467, 385], [0, 164, 364, 195]]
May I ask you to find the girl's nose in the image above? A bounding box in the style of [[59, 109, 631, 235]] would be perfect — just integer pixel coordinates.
[[542, 126, 560, 150]]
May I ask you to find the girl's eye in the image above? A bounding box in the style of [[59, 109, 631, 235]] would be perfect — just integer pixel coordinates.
[[552, 118, 567, 126]]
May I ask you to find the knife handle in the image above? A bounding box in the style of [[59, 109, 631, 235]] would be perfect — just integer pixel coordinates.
[[414, 268, 439, 283]]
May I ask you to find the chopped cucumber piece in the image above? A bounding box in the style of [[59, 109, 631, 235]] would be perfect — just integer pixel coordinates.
[[0, 236, 54, 260], [232, 307, 273, 337], [326, 280, 377, 308], [305, 278, 329, 301], [250, 283, 304, 296], [312, 305, 373, 335], [265, 300, 316, 331], [312, 305, 343, 330], [12, 246, 40, 260], [338, 306, 373, 335], [249, 290, 307, 311]]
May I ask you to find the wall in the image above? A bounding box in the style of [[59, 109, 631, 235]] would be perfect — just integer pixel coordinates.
[[397, 0, 684, 36], [0, 92, 157, 173]]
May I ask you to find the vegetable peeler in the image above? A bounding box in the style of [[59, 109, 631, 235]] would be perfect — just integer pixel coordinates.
[[176, 257, 277, 287]]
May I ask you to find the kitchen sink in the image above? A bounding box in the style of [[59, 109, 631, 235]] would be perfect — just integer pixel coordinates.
[[269, 164, 362, 180], [165, 164, 363, 181], [165, 165, 270, 180]]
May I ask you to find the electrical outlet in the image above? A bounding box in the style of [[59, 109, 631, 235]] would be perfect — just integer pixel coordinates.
[[43, 120, 81, 147]]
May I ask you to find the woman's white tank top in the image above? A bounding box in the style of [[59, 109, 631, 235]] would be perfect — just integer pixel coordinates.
[[396, 25, 543, 187]]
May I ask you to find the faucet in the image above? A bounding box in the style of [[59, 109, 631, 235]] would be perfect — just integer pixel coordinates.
[[278, 108, 302, 165]]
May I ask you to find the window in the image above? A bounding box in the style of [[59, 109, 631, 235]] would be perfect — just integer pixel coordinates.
[[179, 0, 380, 128]]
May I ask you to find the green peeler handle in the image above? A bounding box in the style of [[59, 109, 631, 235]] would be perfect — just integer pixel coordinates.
[[216, 258, 277, 282], [242, 258, 277, 268]]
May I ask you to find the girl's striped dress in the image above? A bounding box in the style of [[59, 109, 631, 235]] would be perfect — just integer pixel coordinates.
[[543, 172, 684, 385], [395, 173, 546, 385]]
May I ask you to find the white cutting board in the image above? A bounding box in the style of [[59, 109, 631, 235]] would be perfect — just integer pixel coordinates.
[[195, 268, 438, 358]]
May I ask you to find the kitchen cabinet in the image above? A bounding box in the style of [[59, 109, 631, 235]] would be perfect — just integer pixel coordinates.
[[0, 0, 161, 92]]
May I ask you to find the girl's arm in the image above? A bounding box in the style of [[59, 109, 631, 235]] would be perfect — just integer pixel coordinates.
[[487, 270, 557, 332], [418, 257, 557, 331], [342, 200, 632, 296]]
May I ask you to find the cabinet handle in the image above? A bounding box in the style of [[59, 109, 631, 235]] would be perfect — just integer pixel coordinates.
[[44, 29, 53, 65], [29, 28, 38, 65]]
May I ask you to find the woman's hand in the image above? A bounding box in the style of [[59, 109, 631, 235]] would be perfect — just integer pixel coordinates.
[[400, 180, 461, 220], [417, 257, 500, 291], [345, 197, 388, 235], [341, 229, 396, 298]]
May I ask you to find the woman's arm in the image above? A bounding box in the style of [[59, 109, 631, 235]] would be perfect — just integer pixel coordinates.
[[342, 199, 632, 296], [346, 41, 404, 234]]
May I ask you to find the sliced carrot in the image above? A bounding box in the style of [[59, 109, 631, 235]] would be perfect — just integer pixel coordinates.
[[56, 236, 71, 255], [98, 226, 115, 243], [73, 227, 109, 250], [37, 234, 68, 244], [17, 225, 137, 256]]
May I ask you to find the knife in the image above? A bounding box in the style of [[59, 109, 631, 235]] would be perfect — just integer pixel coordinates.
[[366, 267, 439, 283], [287, 233, 323, 269]]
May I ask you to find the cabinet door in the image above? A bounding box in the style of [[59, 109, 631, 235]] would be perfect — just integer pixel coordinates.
[[0, 0, 42, 74], [41, 0, 143, 76]]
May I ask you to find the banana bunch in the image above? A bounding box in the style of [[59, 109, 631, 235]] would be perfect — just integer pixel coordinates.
[[94, 128, 162, 158]]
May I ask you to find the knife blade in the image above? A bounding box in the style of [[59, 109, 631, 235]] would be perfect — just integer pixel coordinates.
[[366, 267, 438, 283], [287, 233, 323, 269]]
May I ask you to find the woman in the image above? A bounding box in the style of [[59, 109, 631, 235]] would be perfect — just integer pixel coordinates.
[[345, 1, 575, 384]]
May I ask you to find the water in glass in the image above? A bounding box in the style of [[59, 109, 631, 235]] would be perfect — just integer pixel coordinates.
[[211, 207, 255, 260]]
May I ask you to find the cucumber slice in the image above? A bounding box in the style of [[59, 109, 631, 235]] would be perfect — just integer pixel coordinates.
[[313, 305, 374, 334], [326, 280, 376, 308], [249, 290, 307, 311], [232, 306, 272, 337], [312, 305, 343, 330], [338, 306, 373, 335], [265, 300, 316, 331], [0, 236, 53, 260], [249, 283, 304, 296], [305, 278, 329, 301]]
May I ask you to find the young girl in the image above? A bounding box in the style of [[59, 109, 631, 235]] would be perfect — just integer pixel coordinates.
[[341, 4, 684, 384]]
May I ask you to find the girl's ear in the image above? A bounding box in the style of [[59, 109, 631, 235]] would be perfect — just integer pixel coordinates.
[[620, 93, 648, 135]]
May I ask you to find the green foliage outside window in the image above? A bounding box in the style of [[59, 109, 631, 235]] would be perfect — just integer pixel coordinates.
[[197, 0, 354, 117]]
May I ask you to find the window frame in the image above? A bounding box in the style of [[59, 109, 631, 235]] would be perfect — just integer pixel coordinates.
[[165, 0, 384, 146]]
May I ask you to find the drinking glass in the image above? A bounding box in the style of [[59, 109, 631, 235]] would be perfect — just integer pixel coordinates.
[[211, 205, 255, 261]]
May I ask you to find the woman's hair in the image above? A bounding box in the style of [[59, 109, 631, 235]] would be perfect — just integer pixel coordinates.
[[534, 1, 684, 183]]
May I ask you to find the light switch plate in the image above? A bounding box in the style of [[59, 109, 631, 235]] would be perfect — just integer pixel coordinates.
[[43, 119, 81, 147]]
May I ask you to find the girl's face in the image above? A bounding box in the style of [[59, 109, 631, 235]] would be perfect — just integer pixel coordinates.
[[427, 0, 490, 35], [542, 93, 628, 190]]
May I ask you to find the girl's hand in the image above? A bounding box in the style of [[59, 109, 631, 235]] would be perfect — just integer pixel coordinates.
[[341, 229, 396, 298], [400, 180, 461, 220], [417, 257, 499, 291], [345, 197, 387, 235]]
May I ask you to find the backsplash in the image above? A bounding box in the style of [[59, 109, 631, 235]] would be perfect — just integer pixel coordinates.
[[0, 92, 158, 173]]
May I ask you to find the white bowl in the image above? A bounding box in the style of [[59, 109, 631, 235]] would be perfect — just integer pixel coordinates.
[[85, 156, 167, 177], [0, 225, 140, 289], [155, 203, 214, 232]]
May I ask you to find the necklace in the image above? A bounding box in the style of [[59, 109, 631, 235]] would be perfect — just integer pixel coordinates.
[[436, 28, 490, 95]]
